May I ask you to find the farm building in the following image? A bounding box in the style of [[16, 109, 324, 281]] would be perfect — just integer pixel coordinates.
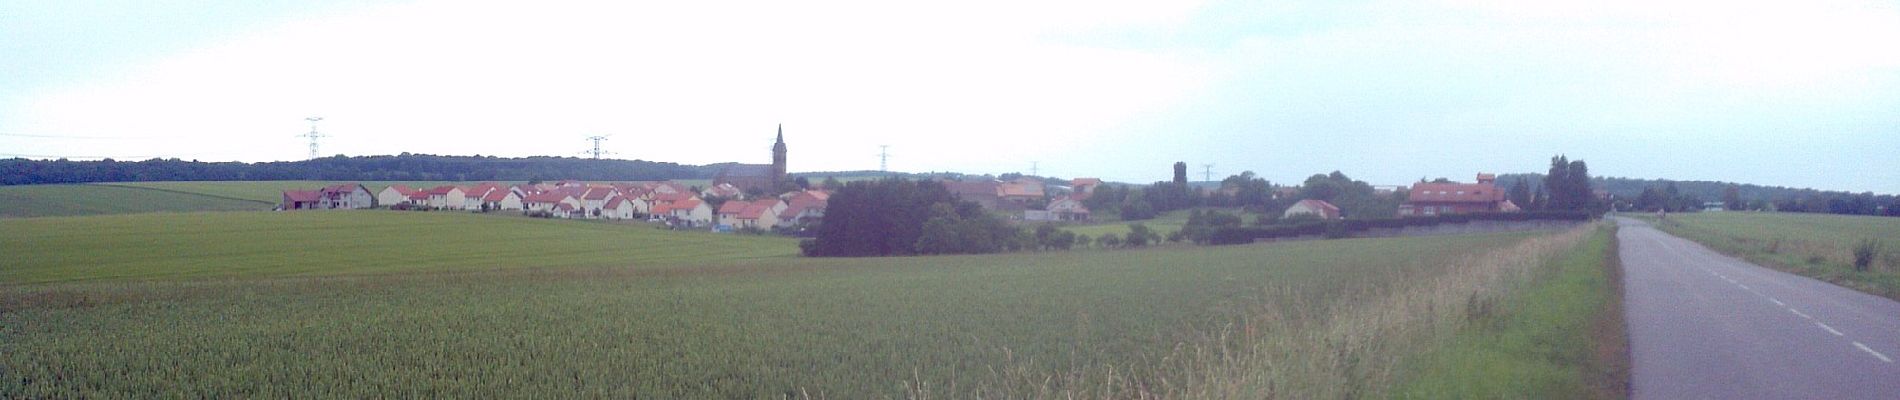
[[1398, 173, 1520, 216], [1284, 199, 1342, 220], [282, 190, 323, 210]]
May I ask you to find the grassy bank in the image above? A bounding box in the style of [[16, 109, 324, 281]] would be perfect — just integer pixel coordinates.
[[2, 208, 1577, 397], [1390, 224, 1626, 399], [1630, 212, 1900, 300]]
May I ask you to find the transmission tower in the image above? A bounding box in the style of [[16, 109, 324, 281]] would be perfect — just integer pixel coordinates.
[[1202, 164, 1215, 182], [584, 135, 613, 159], [879, 145, 890, 172], [297, 117, 325, 160]]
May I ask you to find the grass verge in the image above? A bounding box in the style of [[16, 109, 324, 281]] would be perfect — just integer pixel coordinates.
[[1389, 224, 1627, 399], [1627, 212, 1900, 301]]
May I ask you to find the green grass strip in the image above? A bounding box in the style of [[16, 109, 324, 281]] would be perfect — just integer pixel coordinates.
[[1390, 225, 1626, 399]]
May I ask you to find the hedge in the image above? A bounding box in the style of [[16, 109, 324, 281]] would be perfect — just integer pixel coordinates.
[[1209, 211, 1594, 245]]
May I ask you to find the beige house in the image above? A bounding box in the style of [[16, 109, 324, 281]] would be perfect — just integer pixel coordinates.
[[601, 196, 637, 220], [524, 193, 581, 213], [477, 189, 524, 211], [377, 185, 418, 207], [660, 198, 713, 226], [318, 184, 376, 209], [422, 186, 466, 209]]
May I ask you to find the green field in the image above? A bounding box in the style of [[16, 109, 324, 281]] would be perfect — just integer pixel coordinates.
[[2, 211, 1604, 397], [1633, 211, 1900, 299], [0, 184, 274, 218], [108, 181, 468, 204]]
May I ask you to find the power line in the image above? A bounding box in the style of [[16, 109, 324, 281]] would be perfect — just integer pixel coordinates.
[[878, 145, 890, 173], [583, 135, 614, 159], [295, 117, 325, 160]]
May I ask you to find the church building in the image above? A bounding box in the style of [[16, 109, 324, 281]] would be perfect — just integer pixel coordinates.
[[712, 125, 788, 193]]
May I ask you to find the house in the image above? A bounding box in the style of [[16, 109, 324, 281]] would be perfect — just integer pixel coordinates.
[[1045, 196, 1091, 221], [523, 192, 581, 213], [552, 203, 584, 219], [1284, 199, 1342, 220], [479, 189, 524, 211], [999, 177, 1045, 205], [716, 200, 751, 227], [421, 186, 466, 209], [1070, 178, 1102, 201], [282, 190, 323, 210], [944, 180, 1004, 210], [601, 196, 637, 220], [776, 192, 828, 229], [578, 186, 621, 218], [320, 184, 375, 209], [656, 198, 713, 226], [377, 185, 418, 206], [1398, 173, 1519, 216], [701, 183, 745, 199], [731, 199, 784, 229]]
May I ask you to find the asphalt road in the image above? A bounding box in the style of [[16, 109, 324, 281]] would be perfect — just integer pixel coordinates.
[[1617, 217, 1900, 399]]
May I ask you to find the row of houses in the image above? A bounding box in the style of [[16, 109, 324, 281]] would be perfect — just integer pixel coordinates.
[[284, 180, 829, 231]]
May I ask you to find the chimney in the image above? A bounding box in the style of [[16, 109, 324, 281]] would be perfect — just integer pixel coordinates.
[[1476, 173, 1496, 184]]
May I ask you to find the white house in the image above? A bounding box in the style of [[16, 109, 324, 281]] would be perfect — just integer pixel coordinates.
[[1284, 199, 1342, 220], [524, 193, 580, 213], [422, 186, 466, 209], [659, 198, 713, 226], [318, 184, 375, 209], [377, 185, 418, 206], [601, 196, 637, 220], [478, 189, 524, 211]]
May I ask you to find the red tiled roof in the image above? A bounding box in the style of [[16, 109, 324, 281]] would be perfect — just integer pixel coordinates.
[[717, 201, 749, 214], [524, 193, 572, 204], [737, 199, 781, 219], [582, 187, 616, 201], [423, 186, 459, 195], [1406, 182, 1504, 203], [406, 192, 431, 200], [652, 192, 696, 203], [482, 190, 512, 202], [1072, 178, 1101, 187], [780, 196, 826, 219], [605, 196, 630, 209], [283, 190, 322, 202], [669, 199, 703, 213]]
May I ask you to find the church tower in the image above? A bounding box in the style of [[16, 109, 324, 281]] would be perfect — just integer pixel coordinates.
[[771, 124, 788, 187]]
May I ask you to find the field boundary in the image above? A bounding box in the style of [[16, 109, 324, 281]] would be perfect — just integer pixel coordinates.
[[91, 183, 277, 205]]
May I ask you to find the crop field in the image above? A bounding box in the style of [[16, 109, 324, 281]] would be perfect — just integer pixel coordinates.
[[2, 211, 1597, 397], [1635, 211, 1900, 299], [0, 184, 273, 218], [107, 181, 468, 204]]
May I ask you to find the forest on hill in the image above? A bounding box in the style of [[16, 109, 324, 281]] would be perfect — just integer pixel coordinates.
[[1497, 173, 1897, 216]]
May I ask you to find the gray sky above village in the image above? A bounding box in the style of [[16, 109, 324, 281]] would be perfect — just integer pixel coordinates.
[[2, 0, 1896, 193]]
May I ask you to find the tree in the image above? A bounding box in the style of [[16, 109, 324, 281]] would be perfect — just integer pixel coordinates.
[[821, 176, 843, 190], [794, 176, 812, 190], [1126, 223, 1160, 247], [1508, 179, 1533, 211], [804, 178, 961, 257], [1723, 185, 1743, 211], [1122, 195, 1157, 220]]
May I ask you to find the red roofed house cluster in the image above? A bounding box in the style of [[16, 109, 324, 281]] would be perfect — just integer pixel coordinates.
[[1397, 173, 1520, 216]]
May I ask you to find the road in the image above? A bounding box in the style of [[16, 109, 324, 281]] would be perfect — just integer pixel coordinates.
[[1617, 217, 1900, 399]]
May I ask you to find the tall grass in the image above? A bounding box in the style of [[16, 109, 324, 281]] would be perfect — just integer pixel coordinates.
[[1632, 212, 1900, 299], [899, 226, 1597, 398]]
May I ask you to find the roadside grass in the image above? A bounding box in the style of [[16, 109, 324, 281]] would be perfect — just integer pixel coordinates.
[[0, 184, 272, 218], [1389, 224, 1626, 399], [0, 210, 1572, 397], [0, 211, 796, 284], [1628, 212, 1900, 300]]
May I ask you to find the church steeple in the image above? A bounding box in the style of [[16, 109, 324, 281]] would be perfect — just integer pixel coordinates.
[[771, 124, 788, 188]]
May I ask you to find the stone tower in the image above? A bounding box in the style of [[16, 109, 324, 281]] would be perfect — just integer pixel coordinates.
[[771, 124, 788, 187]]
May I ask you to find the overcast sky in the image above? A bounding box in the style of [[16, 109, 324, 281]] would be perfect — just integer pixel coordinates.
[[3, 0, 1896, 193]]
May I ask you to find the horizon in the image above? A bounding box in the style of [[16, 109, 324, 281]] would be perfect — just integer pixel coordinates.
[[3, 0, 1896, 193]]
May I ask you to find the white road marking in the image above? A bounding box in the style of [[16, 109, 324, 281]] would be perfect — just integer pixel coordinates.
[[1738, 284, 1751, 290], [1854, 342, 1894, 363], [1769, 298, 1785, 306], [1816, 322, 1845, 336], [1791, 308, 1813, 319]]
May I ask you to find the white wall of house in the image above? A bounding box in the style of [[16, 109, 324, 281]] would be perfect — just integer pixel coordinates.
[[376, 187, 408, 206], [673, 203, 713, 225]]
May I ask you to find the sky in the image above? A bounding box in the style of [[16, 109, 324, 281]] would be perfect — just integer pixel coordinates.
[[3, 0, 1897, 193]]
